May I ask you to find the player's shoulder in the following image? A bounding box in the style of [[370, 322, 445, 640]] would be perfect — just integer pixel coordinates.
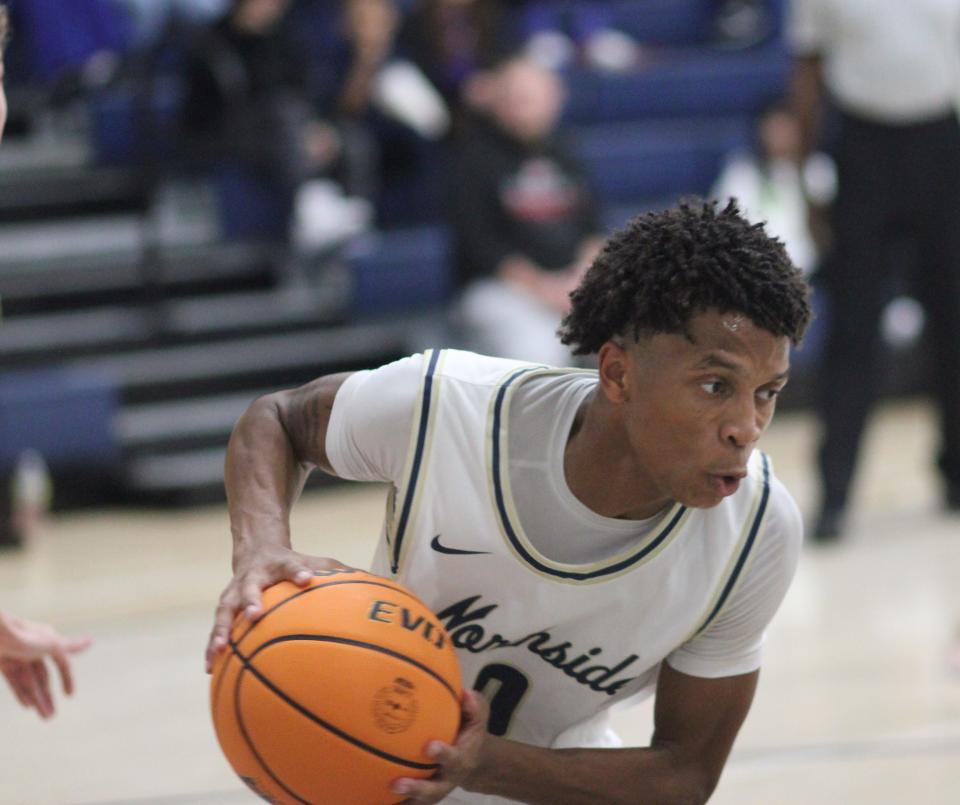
[[429, 348, 546, 386], [357, 350, 545, 401]]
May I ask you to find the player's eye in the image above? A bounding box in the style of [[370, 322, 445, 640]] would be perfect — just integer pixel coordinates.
[[757, 387, 783, 402], [700, 380, 726, 396]]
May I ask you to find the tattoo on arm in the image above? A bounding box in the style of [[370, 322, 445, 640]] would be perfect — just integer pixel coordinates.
[[278, 374, 351, 472]]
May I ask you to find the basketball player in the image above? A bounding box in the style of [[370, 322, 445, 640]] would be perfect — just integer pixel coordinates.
[[0, 5, 93, 721], [207, 200, 811, 803]]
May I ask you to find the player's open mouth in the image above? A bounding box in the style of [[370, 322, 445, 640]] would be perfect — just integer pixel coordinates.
[[710, 471, 746, 497]]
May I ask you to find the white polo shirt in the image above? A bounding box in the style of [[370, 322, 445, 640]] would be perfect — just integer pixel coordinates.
[[787, 0, 960, 123]]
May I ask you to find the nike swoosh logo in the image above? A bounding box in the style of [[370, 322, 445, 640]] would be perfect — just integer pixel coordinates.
[[430, 534, 491, 556]]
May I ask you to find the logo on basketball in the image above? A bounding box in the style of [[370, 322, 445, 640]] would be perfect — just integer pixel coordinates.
[[372, 677, 419, 734]]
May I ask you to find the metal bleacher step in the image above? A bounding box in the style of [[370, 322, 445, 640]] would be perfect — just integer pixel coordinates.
[[123, 442, 345, 500], [162, 274, 350, 335], [69, 313, 433, 403], [0, 158, 146, 222], [0, 271, 352, 364], [124, 445, 229, 495], [117, 390, 265, 450], [0, 214, 144, 264], [113, 310, 447, 496], [0, 305, 151, 361], [0, 236, 279, 307]]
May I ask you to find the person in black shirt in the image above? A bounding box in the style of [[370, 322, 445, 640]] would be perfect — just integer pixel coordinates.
[[451, 55, 604, 366]]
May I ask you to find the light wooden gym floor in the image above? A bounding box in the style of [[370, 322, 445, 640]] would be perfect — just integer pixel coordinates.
[[1, 399, 958, 805]]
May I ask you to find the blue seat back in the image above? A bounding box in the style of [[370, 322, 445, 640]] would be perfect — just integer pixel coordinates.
[[8, 0, 134, 83], [346, 226, 452, 316], [0, 368, 120, 471], [574, 115, 753, 203]]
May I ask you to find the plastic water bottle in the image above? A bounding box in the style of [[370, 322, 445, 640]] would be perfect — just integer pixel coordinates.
[[11, 449, 52, 545]]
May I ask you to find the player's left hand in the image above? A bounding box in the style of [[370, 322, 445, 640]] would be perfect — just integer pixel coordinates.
[[392, 689, 490, 804]]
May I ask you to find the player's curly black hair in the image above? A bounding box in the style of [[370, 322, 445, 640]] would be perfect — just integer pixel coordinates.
[[558, 199, 811, 355]]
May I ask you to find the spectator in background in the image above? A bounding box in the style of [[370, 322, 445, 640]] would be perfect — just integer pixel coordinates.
[[335, 0, 401, 123], [788, 0, 960, 540], [711, 102, 835, 277], [340, 0, 442, 206], [182, 0, 377, 247], [0, 2, 92, 721], [301, 0, 450, 225], [451, 55, 605, 366], [398, 0, 517, 136]]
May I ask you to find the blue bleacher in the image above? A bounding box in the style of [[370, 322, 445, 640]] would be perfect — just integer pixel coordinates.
[[574, 115, 753, 204], [605, 0, 715, 46], [6, 0, 135, 84], [213, 165, 292, 242], [344, 226, 452, 317], [90, 76, 185, 165], [564, 46, 789, 124], [0, 368, 120, 472]]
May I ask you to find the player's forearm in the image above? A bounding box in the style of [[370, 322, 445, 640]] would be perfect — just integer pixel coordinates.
[[464, 736, 712, 805], [225, 394, 310, 562]]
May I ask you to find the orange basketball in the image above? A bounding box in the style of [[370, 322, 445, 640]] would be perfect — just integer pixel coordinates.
[[210, 568, 463, 804]]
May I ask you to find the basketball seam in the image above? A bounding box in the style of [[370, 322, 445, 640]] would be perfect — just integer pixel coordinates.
[[235, 664, 312, 804], [248, 634, 460, 702], [230, 640, 442, 772]]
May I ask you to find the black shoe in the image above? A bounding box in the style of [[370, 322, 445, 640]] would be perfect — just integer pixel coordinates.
[[811, 507, 845, 543], [946, 485, 960, 512]]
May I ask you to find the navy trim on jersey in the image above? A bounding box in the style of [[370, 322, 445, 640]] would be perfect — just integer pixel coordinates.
[[391, 349, 441, 573], [491, 368, 687, 581], [696, 452, 771, 635]]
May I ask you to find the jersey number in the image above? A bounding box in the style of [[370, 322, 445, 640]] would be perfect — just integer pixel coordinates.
[[473, 664, 529, 737]]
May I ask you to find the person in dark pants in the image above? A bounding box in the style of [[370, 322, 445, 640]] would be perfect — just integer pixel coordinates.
[[788, 0, 960, 541]]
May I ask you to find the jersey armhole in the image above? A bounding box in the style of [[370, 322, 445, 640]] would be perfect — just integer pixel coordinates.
[[385, 348, 446, 575]]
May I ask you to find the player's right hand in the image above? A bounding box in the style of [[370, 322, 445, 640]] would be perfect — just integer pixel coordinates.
[[205, 545, 353, 673]]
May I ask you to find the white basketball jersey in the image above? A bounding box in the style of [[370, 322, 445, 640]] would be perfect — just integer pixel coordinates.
[[343, 349, 800, 805]]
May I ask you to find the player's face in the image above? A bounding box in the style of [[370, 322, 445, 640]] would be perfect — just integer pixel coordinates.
[[615, 309, 790, 510]]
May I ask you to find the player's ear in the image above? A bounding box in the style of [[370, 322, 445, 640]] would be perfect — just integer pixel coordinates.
[[597, 340, 630, 403]]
